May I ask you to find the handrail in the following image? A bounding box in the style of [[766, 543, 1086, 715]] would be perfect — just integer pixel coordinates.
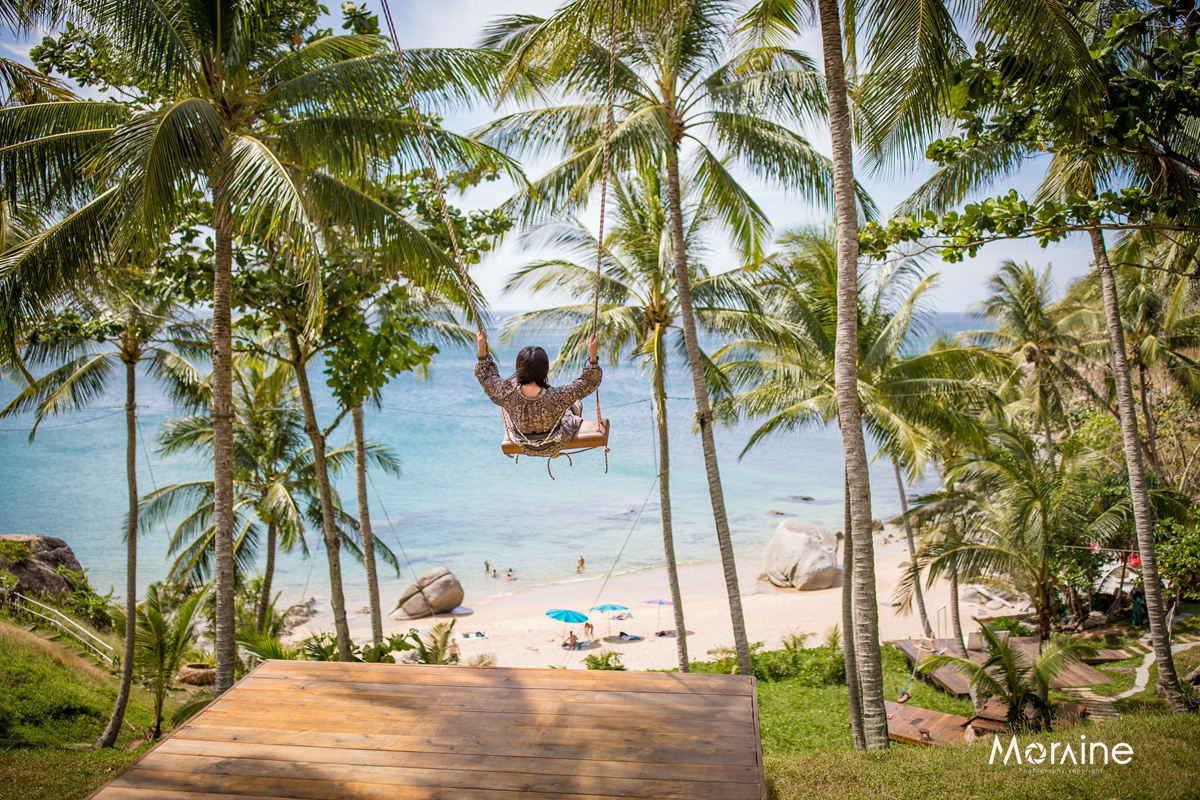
[[13, 592, 115, 666]]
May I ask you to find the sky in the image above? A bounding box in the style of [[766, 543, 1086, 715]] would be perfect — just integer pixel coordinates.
[[1, 0, 1098, 314]]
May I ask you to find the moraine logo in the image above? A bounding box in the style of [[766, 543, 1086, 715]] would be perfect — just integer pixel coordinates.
[[989, 734, 1133, 766]]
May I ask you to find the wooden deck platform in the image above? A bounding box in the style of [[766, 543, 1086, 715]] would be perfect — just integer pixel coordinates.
[[87, 660, 767, 800], [885, 701, 974, 746], [887, 637, 1113, 697], [887, 697, 1088, 746]]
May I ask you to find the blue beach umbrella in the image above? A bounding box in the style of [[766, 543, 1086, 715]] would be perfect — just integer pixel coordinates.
[[591, 604, 629, 637], [644, 599, 672, 629], [546, 608, 589, 638]]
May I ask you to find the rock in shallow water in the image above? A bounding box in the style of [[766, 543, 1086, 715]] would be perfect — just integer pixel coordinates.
[[757, 520, 839, 591]]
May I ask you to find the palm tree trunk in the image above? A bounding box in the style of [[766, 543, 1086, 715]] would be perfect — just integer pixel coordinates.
[[1138, 363, 1166, 482], [288, 331, 354, 661], [818, 0, 888, 750], [948, 560, 965, 656], [353, 403, 384, 646], [1043, 416, 1057, 471], [255, 520, 277, 635], [97, 346, 138, 748], [1090, 226, 1186, 713], [664, 145, 751, 677], [893, 461, 932, 636], [211, 189, 237, 695], [654, 355, 688, 672], [842, 474, 865, 750]]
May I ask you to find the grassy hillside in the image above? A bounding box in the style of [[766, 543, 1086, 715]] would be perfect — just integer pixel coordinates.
[[0, 619, 154, 800]]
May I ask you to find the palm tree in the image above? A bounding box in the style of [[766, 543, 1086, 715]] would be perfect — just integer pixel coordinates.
[[479, 0, 862, 680], [503, 165, 758, 672], [963, 261, 1098, 460], [715, 229, 997, 632], [1069, 261, 1200, 483], [920, 625, 1096, 730], [0, 0, 511, 690], [923, 426, 1116, 647], [0, 0, 75, 106], [140, 355, 401, 631], [121, 582, 209, 739], [0, 288, 204, 748]]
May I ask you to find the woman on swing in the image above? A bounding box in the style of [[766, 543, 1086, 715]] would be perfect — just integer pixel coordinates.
[[475, 331, 601, 458]]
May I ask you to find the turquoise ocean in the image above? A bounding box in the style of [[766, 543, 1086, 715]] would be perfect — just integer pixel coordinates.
[[0, 312, 976, 614]]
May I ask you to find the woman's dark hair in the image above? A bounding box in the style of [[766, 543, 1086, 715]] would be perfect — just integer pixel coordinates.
[[514, 346, 550, 389]]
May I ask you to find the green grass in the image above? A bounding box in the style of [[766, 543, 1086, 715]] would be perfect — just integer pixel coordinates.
[[0, 747, 148, 800], [765, 713, 1200, 800], [0, 619, 155, 747], [759, 645, 973, 755], [0, 616, 183, 800]]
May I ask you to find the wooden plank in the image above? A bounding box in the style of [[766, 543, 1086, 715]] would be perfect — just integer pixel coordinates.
[[749, 677, 767, 800], [130, 752, 762, 800], [172, 722, 754, 767], [192, 703, 756, 749], [153, 739, 764, 786], [250, 661, 753, 696], [221, 683, 749, 724], [107, 766, 760, 800], [1084, 649, 1131, 664], [884, 701, 970, 747], [178, 713, 755, 763], [232, 675, 750, 709], [192, 694, 755, 737]]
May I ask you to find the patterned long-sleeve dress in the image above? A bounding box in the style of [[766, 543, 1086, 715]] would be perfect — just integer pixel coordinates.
[[474, 355, 603, 458]]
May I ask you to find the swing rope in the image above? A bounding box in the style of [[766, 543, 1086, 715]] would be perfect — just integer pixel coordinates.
[[590, 0, 619, 426], [380, 0, 615, 466], [378, 1, 483, 335]]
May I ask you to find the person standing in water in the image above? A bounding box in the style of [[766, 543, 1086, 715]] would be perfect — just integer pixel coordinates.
[[484, 560, 490, 572]]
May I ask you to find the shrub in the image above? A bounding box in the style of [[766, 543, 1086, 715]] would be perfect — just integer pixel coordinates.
[[0, 540, 30, 569], [583, 649, 626, 670], [986, 616, 1034, 637], [54, 567, 114, 631]]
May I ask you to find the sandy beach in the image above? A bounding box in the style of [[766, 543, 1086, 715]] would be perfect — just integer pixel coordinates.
[[292, 526, 977, 669]]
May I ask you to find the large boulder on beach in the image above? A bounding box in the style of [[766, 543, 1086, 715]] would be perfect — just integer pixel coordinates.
[[392, 567, 464, 619], [757, 521, 839, 590], [0, 535, 84, 596]]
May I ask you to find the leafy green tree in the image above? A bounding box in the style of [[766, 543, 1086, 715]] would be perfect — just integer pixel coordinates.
[[920, 625, 1096, 730], [503, 164, 758, 672], [323, 170, 504, 645], [480, 0, 866, 681], [0, 0, 511, 690], [0, 283, 204, 748], [856, 0, 1200, 715]]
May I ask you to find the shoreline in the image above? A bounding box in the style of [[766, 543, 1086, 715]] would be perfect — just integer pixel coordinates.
[[291, 525, 980, 670]]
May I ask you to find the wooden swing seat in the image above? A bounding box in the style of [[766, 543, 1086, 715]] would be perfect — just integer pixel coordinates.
[[501, 416, 610, 456]]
